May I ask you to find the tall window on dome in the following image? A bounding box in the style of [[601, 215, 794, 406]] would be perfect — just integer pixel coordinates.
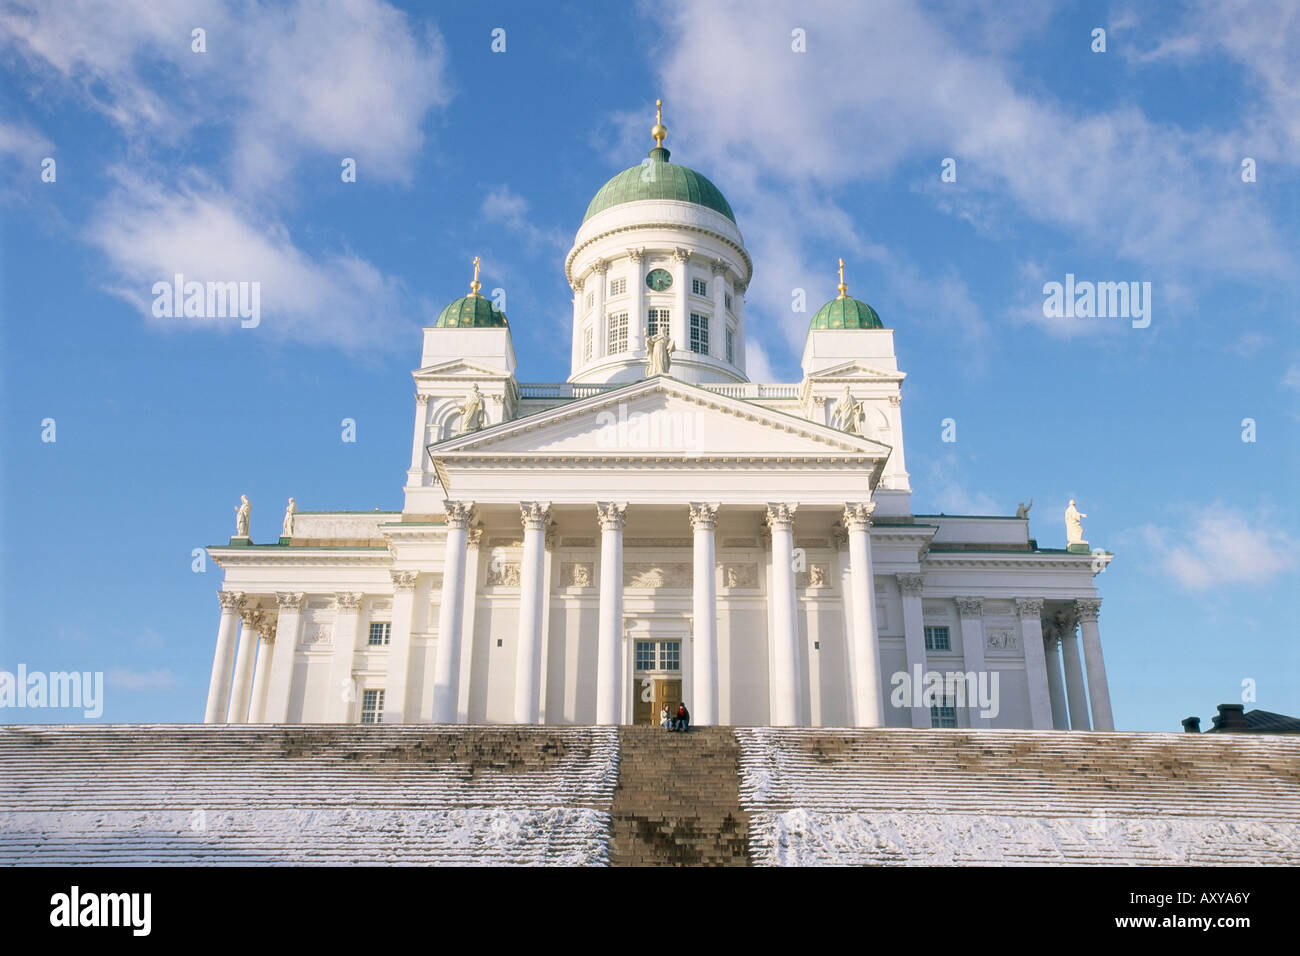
[[609, 277, 626, 297], [586, 292, 594, 310], [690, 313, 709, 355], [647, 308, 669, 337], [725, 292, 732, 312], [583, 325, 592, 362], [607, 313, 628, 354], [726, 327, 735, 363], [692, 278, 707, 296]]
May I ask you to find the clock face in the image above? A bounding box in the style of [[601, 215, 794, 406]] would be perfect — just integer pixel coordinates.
[[646, 268, 673, 292]]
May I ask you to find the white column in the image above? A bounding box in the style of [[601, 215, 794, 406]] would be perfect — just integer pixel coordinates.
[[593, 260, 609, 357], [1077, 598, 1113, 731], [690, 502, 720, 726], [733, 279, 747, 376], [570, 279, 584, 372], [671, 247, 690, 360], [956, 598, 990, 728], [596, 502, 626, 725], [248, 617, 277, 722], [627, 248, 646, 355], [766, 503, 801, 726], [407, 392, 432, 486], [514, 502, 550, 723], [383, 571, 419, 723], [1015, 598, 1052, 729], [325, 593, 363, 722], [845, 503, 882, 727], [227, 607, 262, 723], [456, 530, 483, 723], [262, 592, 305, 722], [432, 502, 474, 723], [1043, 629, 1069, 730], [1058, 613, 1091, 730], [204, 592, 244, 723], [897, 574, 929, 728]]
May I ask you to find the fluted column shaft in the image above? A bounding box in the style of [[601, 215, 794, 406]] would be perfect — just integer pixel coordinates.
[[956, 598, 989, 728], [264, 592, 305, 722], [671, 248, 690, 359], [596, 502, 626, 725], [1043, 631, 1069, 730], [1077, 599, 1113, 731], [767, 503, 801, 726], [846, 504, 882, 727], [897, 574, 928, 727], [1016, 598, 1053, 729], [1058, 615, 1091, 730], [690, 503, 719, 726], [514, 502, 550, 723], [432, 502, 474, 723], [325, 594, 363, 722], [248, 618, 278, 723], [628, 249, 646, 355], [383, 571, 420, 723], [227, 608, 262, 723], [205, 592, 244, 723]]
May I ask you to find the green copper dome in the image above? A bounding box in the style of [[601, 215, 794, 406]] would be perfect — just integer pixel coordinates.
[[434, 292, 508, 329], [809, 295, 883, 331], [583, 147, 736, 225]]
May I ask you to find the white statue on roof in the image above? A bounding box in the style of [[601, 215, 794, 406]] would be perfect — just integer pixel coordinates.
[[1065, 499, 1088, 546], [234, 495, 251, 537], [459, 384, 485, 434]]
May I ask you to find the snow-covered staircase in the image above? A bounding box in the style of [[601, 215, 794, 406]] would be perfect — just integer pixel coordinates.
[[0, 724, 619, 865], [735, 728, 1300, 865]]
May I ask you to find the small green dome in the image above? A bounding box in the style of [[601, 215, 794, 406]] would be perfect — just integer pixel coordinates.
[[434, 292, 508, 329], [583, 147, 736, 225], [809, 295, 884, 331]]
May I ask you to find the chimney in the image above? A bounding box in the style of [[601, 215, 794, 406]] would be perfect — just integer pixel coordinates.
[[1181, 716, 1201, 733], [1211, 703, 1247, 732]]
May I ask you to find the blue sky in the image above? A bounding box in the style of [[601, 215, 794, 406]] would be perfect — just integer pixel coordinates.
[[1, 0, 1296, 730]]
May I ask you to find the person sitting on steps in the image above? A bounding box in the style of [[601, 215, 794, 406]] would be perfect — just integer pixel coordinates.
[[673, 702, 690, 732], [660, 703, 670, 730]]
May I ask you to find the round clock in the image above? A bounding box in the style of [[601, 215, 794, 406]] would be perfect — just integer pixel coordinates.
[[645, 268, 673, 291]]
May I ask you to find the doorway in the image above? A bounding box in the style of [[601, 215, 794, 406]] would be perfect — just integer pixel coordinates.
[[631, 638, 683, 725]]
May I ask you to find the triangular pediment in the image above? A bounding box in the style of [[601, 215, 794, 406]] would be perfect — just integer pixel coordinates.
[[429, 376, 891, 460], [806, 360, 905, 382], [414, 358, 508, 379]]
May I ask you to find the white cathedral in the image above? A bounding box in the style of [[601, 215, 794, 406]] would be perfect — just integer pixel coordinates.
[[206, 104, 1115, 732]]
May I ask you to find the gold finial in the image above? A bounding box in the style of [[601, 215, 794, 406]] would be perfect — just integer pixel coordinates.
[[651, 98, 667, 148], [837, 257, 848, 299], [470, 255, 481, 295]]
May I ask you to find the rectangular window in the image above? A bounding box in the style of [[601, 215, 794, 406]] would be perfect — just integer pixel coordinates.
[[647, 308, 669, 337], [609, 277, 626, 296], [635, 641, 656, 672], [361, 689, 385, 724], [635, 640, 681, 672], [725, 292, 732, 311], [659, 641, 681, 672], [586, 292, 594, 310], [931, 696, 957, 728], [583, 325, 592, 361], [692, 277, 707, 296], [607, 312, 628, 354], [368, 621, 391, 646], [690, 313, 709, 355], [924, 625, 951, 651], [726, 327, 735, 363]]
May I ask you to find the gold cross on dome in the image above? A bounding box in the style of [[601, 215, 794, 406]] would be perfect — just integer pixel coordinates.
[[470, 256, 482, 294], [837, 257, 848, 299]]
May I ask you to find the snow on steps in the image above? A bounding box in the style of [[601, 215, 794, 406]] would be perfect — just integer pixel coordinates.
[[735, 728, 1300, 865], [0, 724, 619, 866]]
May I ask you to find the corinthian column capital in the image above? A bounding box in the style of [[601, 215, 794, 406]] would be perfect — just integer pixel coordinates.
[[276, 591, 306, 611], [390, 570, 419, 592], [520, 501, 552, 531], [218, 591, 246, 612], [688, 502, 719, 532], [896, 573, 924, 597], [443, 500, 475, 529], [596, 502, 627, 531], [842, 502, 876, 532], [1075, 597, 1102, 622], [1016, 597, 1045, 618], [764, 503, 797, 531]]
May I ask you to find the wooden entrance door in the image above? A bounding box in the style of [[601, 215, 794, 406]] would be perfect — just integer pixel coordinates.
[[633, 677, 682, 725]]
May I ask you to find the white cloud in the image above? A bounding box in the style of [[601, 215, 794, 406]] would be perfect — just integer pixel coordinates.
[[107, 667, 181, 692], [916, 452, 1001, 515], [85, 170, 415, 350], [0, 118, 52, 164], [1139, 507, 1298, 592], [481, 185, 568, 253], [1282, 363, 1300, 391]]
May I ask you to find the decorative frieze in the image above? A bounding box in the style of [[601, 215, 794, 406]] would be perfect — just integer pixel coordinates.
[[722, 564, 758, 589], [624, 563, 692, 589], [626, 537, 690, 548], [796, 564, 830, 589], [795, 538, 829, 550], [721, 538, 756, 549], [559, 562, 594, 588], [486, 562, 521, 587], [300, 623, 333, 646], [985, 627, 1019, 650], [561, 537, 595, 548]]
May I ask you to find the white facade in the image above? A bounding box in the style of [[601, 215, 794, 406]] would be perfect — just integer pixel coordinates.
[[207, 130, 1115, 731]]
